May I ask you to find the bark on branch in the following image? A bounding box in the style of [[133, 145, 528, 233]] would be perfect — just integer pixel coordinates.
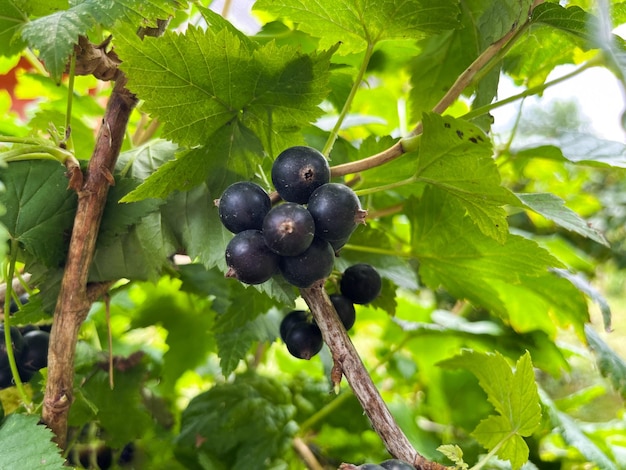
[[42, 76, 137, 447], [300, 283, 448, 470]]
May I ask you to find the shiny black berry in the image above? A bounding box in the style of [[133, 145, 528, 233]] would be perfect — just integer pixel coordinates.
[[262, 203, 315, 256], [279, 310, 309, 342], [380, 459, 416, 470], [218, 182, 271, 233], [307, 183, 366, 242], [340, 263, 382, 304], [20, 330, 50, 372], [283, 321, 323, 360], [0, 366, 13, 389], [225, 230, 280, 285], [329, 294, 356, 330], [271, 146, 330, 204], [279, 237, 335, 288]]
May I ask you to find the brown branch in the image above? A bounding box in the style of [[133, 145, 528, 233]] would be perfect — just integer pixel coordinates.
[[300, 283, 449, 470], [42, 76, 138, 447]]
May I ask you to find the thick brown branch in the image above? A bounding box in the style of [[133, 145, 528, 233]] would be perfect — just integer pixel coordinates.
[[300, 283, 448, 470], [42, 76, 137, 447]]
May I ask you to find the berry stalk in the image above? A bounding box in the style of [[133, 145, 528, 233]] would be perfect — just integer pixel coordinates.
[[300, 282, 448, 469]]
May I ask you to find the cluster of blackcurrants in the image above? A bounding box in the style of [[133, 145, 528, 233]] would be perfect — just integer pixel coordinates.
[[352, 458, 417, 470], [0, 295, 50, 389], [218, 146, 367, 288], [280, 263, 382, 360]]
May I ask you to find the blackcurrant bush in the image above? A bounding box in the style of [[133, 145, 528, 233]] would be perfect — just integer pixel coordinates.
[[307, 183, 366, 242], [218, 181, 271, 233], [279, 237, 335, 288], [380, 459, 416, 470], [283, 321, 323, 360], [262, 203, 315, 256], [20, 330, 50, 372], [225, 230, 280, 285], [340, 263, 382, 304], [271, 146, 330, 203], [329, 294, 356, 330], [0, 326, 25, 370], [279, 310, 309, 342]]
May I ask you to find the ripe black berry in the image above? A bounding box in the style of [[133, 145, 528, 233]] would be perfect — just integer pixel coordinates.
[[279, 310, 309, 342], [9, 293, 29, 314], [225, 230, 280, 285], [262, 203, 315, 256], [329, 294, 356, 330], [283, 321, 323, 360], [279, 237, 335, 288], [307, 183, 366, 242], [357, 465, 386, 470], [218, 181, 271, 233], [20, 330, 50, 372], [340, 263, 382, 304], [380, 459, 416, 470], [271, 146, 330, 204]]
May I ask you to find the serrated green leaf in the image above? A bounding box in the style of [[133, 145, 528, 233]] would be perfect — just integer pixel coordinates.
[[176, 373, 297, 467], [531, 3, 590, 39], [20, 0, 182, 81], [253, 0, 459, 53], [518, 192, 608, 246], [0, 413, 66, 469], [116, 25, 332, 150], [410, 188, 589, 337], [417, 113, 519, 242], [116, 138, 178, 181], [0, 0, 28, 57], [438, 444, 468, 469], [0, 160, 77, 267], [585, 324, 626, 399], [440, 351, 541, 470]]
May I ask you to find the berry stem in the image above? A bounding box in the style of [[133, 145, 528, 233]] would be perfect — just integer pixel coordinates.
[[300, 282, 447, 469]]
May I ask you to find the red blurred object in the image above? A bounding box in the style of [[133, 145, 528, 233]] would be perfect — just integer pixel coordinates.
[[0, 56, 36, 119]]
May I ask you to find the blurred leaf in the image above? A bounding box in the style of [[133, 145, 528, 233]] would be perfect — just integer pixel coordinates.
[[176, 373, 297, 468], [518, 192, 608, 246], [0, 160, 77, 267], [585, 324, 626, 400], [0, 0, 28, 57], [253, 0, 459, 53], [417, 113, 519, 242], [0, 414, 65, 469], [441, 350, 541, 469]]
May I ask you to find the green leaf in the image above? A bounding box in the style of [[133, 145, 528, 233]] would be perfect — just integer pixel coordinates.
[[410, 188, 589, 337], [437, 444, 468, 469], [0, 160, 77, 267], [540, 387, 619, 470], [417, 113, 519, 242], [531, 3, 590, 40], [116, 25, 333, 149], [253, 0, 459, 53], [20, 0, 182, 82], [176, 373, 297, 468], [585, 324, 626, 400], [0, 413, 66, 469], [0, 0, 28, 57], [440, 350, 541, 469], [518, 192, 609, 246]]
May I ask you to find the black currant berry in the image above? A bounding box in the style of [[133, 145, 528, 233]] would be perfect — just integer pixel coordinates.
[[279, 310, 309, 342], [329, 294, 356, 330], [20, 330, 50, 372], [262, 203, 315, 256], [340, 263, 382, 305], [9, 293, 29, 314], [271, 146, 330, 204], [357, 465, 386, 470], [0, 365, 13, 389], [380, 459, 416, 470], [283, 321, 323, 360], [218, 181, 271, 233], [307, 183, 366, 242], [225, 230, 280, 285], [279, 237, 335, 288], [0, 327, 25, 370]]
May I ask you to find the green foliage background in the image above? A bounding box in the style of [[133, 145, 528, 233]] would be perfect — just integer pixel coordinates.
[[0, 0, 625, 469]]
